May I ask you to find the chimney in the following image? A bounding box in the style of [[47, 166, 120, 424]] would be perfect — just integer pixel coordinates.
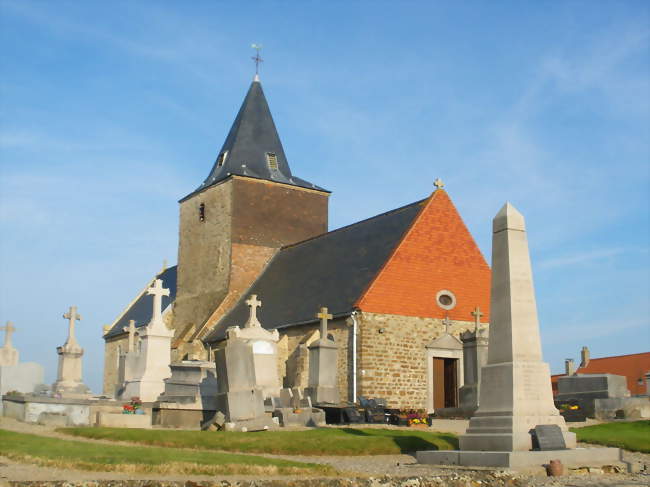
[[580, 346, 590, 368], [565, 358, 575, 376]]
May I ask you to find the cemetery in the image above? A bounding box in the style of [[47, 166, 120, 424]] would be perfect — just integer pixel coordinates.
[[1, 201, 649, 485]]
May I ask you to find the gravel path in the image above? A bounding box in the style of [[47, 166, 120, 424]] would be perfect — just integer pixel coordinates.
[[1, 417, 648, 486]]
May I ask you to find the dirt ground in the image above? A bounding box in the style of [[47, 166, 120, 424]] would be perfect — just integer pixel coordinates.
[[1, 416, 648, 486]]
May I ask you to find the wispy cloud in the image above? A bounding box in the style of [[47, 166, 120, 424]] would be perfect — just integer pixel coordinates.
[[538, 248, 625, 270]]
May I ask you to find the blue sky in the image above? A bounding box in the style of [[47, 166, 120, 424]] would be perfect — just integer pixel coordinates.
[[1, 1, 648, 394]]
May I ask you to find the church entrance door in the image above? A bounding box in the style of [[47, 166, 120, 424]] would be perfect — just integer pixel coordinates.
[[433, 357, 458, 409]]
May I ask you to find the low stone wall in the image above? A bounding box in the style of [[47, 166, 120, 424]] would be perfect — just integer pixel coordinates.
[[96, 412, 151, 428], [595, 396, 650, 420]]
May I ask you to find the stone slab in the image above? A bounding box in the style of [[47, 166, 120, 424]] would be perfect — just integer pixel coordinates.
[[0, 362, 44, 412], [96, 412, 151, 429], [417, 447, 622, 468], [533, 425, 566, 451]]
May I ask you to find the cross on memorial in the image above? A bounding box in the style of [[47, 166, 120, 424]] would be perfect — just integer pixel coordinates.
[[147, 279, 170, 322], [123, 320, 137, 352], [1, 321, 15, 347], [442, 316, 453, 335], [63, 306, 82, 345], [245, 294, 262, 328], [316, 306, 333, 341], [471, 306, 484, 332]]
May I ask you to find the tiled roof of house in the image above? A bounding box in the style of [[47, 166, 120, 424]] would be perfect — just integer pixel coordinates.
[[551, 352, 650, 396]]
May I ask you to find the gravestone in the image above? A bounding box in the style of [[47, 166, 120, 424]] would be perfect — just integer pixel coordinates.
[[0, 322, 18, 366], [224, 295, 281, 399], [458, 307, 489, 414], [305, 307, 340, 405], [213, 328, 274, 430], [52, 307, 90, 398], [533, 425, 567, 451], [121, 279, 174, 402], [0, 322, 45, 413], [556, 373, 629, 417]]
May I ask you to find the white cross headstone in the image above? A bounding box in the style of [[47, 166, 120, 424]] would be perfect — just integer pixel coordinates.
[[471, 306, 484, 333], [123, 319, 137, 352], [147, 279, 170, 323], [63, 306, 82, 346], [316, 306, 333, 341], [244, 294, 262, 328], [1, 321, 16, 348]]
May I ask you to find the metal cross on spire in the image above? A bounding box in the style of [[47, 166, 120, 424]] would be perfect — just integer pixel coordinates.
[[434, 178, 445, 190], [251, 43, 263, 77], [1, 321, 15, 347]]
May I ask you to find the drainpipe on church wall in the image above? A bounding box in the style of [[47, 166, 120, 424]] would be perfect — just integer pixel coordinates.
[[350, 310, 358, 404]]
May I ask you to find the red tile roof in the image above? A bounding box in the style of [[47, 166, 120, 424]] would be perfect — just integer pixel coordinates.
[[356, 189, 491, 321]]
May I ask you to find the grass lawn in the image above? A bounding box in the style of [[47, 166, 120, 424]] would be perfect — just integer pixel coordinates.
[[60, 427, 459, 456], [570, 420, 650, 453], [0, 429, 335, 476]]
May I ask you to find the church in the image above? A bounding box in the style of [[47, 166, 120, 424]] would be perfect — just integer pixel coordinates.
[[102, 74, 491, 413]]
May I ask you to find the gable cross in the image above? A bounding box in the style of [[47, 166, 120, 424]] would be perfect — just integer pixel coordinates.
[[147, 279, 170, 323], [245, 294, 262, 328], [434, 178, 445, 190], [316, 306, 333, 340], [471, 306, 484, 332], [123, 319, 137, 352], [442, 315, 453, 335], [63, 306, 82, 345], [1, 321, 16, 347]]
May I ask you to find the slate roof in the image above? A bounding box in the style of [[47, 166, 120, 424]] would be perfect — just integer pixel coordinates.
[[104, 266, 178, 339], [181, 79, 326, 202], [203, 199, 426, 344]]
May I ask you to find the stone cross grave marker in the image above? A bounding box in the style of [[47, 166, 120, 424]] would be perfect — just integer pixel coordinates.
[[471, 306, 483, 332], [533, 425, 567, 451], [148, 279, 170, 322], [442, 316, 452, 335], [123, 320, 137, 352], [244, 294, 262, 328], [317, 307, 333, 341], [1, 321, 16, 348], [63, 306, 82, 346]]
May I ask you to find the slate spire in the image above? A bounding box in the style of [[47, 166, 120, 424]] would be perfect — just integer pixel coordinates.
[[191, 78, 325, 197]]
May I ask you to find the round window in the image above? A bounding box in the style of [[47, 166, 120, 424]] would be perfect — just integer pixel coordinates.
[[436, 290, 457, 310]]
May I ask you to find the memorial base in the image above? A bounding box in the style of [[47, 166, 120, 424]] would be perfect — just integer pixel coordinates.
[[417, 447, 623, 469]]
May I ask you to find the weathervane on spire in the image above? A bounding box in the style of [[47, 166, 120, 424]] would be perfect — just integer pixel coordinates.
[[251, 44, 263, 77]]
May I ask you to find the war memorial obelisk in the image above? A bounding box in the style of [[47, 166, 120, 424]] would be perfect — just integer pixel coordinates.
[[418, 203, 621, 468]]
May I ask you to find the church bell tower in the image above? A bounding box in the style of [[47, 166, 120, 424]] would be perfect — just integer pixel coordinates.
[[172, 76, 329, 357]]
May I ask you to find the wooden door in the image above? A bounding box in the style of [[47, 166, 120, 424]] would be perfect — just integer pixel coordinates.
[[433, 357, 445, 409], [443, 358, 458, 408]]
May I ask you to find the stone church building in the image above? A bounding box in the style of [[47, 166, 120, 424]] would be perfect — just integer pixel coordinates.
[[103, 76, 491, 412]]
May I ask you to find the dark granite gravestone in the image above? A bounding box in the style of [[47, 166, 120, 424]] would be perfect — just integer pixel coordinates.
[[532, 425, 567, 451]]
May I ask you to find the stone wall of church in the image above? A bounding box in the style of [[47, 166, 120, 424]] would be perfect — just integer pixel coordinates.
[[279, 318, 351, 402], [102, 335, 128, 396], [357, 311, 475, 410], [174, 181, 233, 339]]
